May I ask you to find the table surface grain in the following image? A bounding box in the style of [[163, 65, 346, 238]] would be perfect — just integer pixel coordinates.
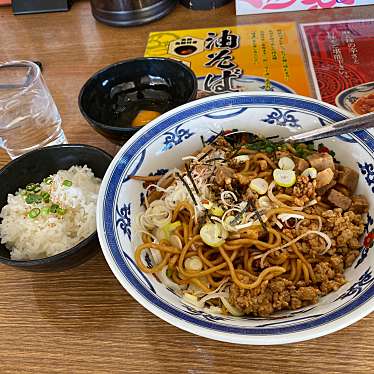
[[0, 1, 373, 373]]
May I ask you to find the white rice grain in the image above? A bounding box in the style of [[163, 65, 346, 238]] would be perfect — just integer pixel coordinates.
[[0, 165, 101, 260]]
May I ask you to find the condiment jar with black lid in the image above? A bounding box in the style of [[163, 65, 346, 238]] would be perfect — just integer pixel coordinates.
[[90, 0, 177, 27]]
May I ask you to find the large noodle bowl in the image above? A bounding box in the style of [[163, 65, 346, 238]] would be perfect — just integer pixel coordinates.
[[132, 132, 369, 317]]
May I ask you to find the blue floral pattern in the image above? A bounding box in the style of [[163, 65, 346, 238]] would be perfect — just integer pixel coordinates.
[[336, 268, 374, 300], [122, 150, 146, 184], [204, 108, 247, 119], [356, 213, 374, 268], [254, 313, 324, 327], [182, 304, 226, 322], [358, 162, 374, 192], [116, 202, 131, 241], [364, 213, 374, 234], [262, 108, 301, 128], [356, 247, 370, 269], [348, 95, 358, 104], [161, 124, 194, 152], [121, 251, 156, 294]]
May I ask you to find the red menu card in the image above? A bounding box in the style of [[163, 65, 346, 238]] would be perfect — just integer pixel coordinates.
[[301, 20, 374, 107]]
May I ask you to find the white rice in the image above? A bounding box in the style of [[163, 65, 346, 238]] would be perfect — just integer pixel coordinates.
[[0, 165, 101, 260]]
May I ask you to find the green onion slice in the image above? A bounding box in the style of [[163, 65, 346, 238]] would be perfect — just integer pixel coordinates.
[[34, 195, 43, 204], [25, 183, 36, 191], [50, 204, 59, 213], [41, 207, 50, 216], [43, 177, 53, 185], [57, 207, 66, 215], [63, 180, 72, 187], [41, 192, 50, 203], [33, 184, 41, 193], [28, 208, 41, 219], [166, 268, 173, 278], [25, 195, 35, 204], [265, 146, 274, 153], [200, 222, 228, 247]]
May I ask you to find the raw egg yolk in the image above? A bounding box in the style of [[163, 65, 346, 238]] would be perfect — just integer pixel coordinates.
[[131, 110, 161, 127]]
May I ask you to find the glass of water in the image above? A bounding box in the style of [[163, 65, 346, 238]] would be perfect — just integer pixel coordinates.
[[0, 61, 67, 159]]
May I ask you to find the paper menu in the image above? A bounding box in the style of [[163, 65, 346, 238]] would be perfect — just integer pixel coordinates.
[[144, 23, 312, 97], [300, 19, 374, 114]]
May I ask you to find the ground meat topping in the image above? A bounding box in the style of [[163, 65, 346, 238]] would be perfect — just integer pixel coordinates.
[[228, 207, 365, 316], [229, 277, 294, 317], [345, 250, 360, 267], [292, 176, 317, 206], [229, 276, 322, 317], [322, 209, 364, 252]]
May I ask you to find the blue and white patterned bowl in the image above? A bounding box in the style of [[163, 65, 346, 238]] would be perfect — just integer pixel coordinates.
[[97, 92, 374, 345], [335, 82, 374, 114]]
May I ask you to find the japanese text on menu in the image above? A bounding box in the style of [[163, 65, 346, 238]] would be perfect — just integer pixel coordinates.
[[203, 30, 241, 93]]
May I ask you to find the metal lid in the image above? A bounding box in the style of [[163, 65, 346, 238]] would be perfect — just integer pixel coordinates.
[[90, 0, 177, 27]]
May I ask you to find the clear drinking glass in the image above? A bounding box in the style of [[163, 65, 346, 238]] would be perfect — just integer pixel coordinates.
[[0, 61, 66, 159]]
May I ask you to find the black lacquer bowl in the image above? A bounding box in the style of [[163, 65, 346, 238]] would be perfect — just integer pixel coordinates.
[[78, 58, 197, 144], [0, 144, 113, 272]]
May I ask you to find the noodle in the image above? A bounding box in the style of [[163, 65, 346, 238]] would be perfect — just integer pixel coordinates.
[[132, 133, 368, 317], [294, 259, 302, 283]]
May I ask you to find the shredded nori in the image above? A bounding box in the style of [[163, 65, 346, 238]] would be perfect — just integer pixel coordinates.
[[200, 135, 206, 147], [266, 135, 281, 140], [207, 129, 225, 145], [221, 131, 285, 154], [185, 163, 199, 196], [247, 199, 267, 231], [176, 171, 197, 206], [230, 201, 252, 226], [197, 148, 213, 162]]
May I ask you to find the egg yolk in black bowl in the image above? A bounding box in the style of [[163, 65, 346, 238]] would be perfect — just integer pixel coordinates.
[[109, 79, 169, 127]]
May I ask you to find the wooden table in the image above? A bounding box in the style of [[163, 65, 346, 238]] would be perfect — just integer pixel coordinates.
[[0, 1, 373, 373]]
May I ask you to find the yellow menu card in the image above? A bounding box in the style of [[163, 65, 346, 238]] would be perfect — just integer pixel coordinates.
[[145, 23, 311, 96]]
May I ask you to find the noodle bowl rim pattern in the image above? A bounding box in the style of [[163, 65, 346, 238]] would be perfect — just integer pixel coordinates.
[[97, 92, 374, 344]]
